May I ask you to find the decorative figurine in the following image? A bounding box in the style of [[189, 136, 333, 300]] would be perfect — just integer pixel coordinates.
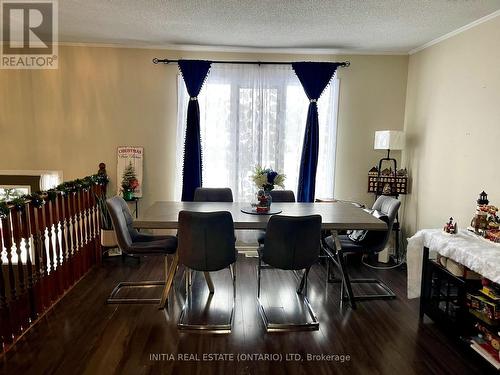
[[256, 190, 271, 213], [471, 209, 489, 232], [477, 191, 489, 206], [98, 162, 107, 177], [251, 166, 285, 213], [471, 191, 493, 233], [443, 217, 458, 234], [380, 167, 392, 176], [382, 183, 392, 195], [396, 168, 408, 176]]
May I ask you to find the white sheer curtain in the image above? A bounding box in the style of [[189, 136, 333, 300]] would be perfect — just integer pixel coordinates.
[[175, 63, 339, 202]]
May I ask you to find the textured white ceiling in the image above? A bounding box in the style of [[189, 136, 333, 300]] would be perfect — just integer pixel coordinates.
[[57, 0, 500, 53]]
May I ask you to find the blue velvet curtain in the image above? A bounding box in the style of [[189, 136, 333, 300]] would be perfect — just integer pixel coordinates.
[[178, 60, 212, 201], [292, 62, 342, 202]]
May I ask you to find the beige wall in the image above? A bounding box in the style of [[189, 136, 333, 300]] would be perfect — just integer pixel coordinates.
[[403, 15, 500, 236], [0, 46, 408, 210]]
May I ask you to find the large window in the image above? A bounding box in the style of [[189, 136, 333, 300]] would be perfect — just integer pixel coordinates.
[[175, 64, 339, 202]]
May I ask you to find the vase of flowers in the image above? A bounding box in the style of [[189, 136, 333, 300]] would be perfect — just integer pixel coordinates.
[[121, 161, 140, 201], [251, 166, 285, 212]]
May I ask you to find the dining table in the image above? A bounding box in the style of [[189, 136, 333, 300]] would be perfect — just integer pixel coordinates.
[[133, 201, 386, 231], [133, 200, 387, 303]]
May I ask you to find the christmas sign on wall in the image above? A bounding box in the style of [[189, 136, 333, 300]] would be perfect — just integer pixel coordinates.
[[117, 146, 144, 198]]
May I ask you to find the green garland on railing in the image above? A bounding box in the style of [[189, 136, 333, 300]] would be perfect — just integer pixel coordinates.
[[47, 189, 58, 202], [0, 201, 9, 219], [0, 173, 109, 213], [55, 174, 109, 194], [29, 192, 45, 208], [11, 196, 27, 211]]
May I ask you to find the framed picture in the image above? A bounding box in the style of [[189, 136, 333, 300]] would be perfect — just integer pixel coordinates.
[[117, 146, 144, 198]]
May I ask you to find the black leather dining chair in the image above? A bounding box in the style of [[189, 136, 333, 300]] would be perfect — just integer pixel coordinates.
[[269, 189, 295, 203], [106, 196, 177, 308], [193, 187, 233, 202], [257, 190, 295, 245], [323, 195, 401, 309], [177, 210, 237, 332], [257, 214, 322, 331], [192, 187, 234, 292]]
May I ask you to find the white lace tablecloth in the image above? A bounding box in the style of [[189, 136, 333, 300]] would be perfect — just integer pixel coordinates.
[[407, 229, 500, 299]]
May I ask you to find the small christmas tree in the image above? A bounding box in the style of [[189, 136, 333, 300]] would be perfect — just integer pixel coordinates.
[[121, 161, 139, 192]]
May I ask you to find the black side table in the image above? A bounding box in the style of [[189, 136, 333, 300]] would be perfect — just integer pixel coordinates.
[[124, 197, 140, 218]]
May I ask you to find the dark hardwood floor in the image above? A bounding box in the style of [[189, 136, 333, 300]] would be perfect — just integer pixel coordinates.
[[0, 252, 488, 375]]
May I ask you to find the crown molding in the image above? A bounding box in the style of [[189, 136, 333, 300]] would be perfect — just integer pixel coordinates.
[[12, 8, 500, 57], [409, 9, 500, 55], [57, 41, 408, 56]]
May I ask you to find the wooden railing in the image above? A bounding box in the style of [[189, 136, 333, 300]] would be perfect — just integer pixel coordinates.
[[0, 171, 108, 352]]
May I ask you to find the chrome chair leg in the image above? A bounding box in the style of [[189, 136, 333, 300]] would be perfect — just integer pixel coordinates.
[[108, 255, 173, 307], [204, 272, 215, 294], [296, 268, 309, 295], [178, 265, 235, 333], [257, 266, 318, 332], [159, 253, 179, 310], [303, 268, 309, 298], [335, 250, 396, 308], [257, 257, 262, 298], [159, 256, 169, 308], [336, 252, 357, 309]]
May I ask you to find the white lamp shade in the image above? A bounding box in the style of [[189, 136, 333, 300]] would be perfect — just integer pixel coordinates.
[[374, 130, 405, 150]]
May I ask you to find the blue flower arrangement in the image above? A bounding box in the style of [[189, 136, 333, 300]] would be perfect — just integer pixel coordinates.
[[251, 166, 285, 192]]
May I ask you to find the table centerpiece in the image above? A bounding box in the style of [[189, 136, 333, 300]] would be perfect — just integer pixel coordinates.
[[251, 166, 285, 213]]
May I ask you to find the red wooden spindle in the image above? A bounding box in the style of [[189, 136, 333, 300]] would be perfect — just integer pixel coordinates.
[[35, 204, 50, 310], [19, 203, 36, 321], [67, 191, 78, 283], [76, 189, 85, 274], [11, 205, 30, 330], [58, 194, 70, 290], [72, 191, 82, 280], [0, 220, 13, 347], [85, 189, 92, 267], [52, 194, 63, 297], [44, 200, 56, 302], [91, 185, 99, 264], [1, 212, 20, 337], [28, 204, 43, 316]]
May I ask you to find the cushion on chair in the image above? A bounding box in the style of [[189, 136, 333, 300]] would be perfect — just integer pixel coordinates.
[[338, 235, 366, 253], [107, 196, 178, 255], [324, 206, 393, 254], [128, 237, 178, 255], [347, 209, 387, 243], [325, 234, 364, 253]]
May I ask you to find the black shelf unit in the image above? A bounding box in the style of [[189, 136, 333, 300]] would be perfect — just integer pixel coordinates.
[[420, 246, 499, 371]]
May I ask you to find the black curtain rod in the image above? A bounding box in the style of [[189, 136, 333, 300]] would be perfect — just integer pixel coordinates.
[[152, 58, 350, 67]]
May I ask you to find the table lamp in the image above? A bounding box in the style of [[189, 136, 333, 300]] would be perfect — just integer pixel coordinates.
[[374, 130, 405, 195]]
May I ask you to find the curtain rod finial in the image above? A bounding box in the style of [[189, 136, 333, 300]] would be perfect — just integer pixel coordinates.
[[152, 58, 159, 64]]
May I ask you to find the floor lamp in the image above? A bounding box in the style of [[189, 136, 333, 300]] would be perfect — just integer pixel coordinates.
[[374, 130, 405, 196], [374, 130, 405, 264]]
